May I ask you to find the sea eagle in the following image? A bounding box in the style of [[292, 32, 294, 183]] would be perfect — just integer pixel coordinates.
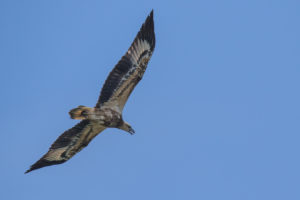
[[25, 10, 155, 173]]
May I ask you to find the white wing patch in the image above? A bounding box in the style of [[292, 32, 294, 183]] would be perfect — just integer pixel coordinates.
[[128, 39, 151, 65], [115, 39, 151, 92], [45, 148, 68, 161]]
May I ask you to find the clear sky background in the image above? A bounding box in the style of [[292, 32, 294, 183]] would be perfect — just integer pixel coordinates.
[[1, 0, 299, 199]]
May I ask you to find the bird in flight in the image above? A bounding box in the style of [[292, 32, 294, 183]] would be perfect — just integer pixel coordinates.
[[25, 10, 155, 173]]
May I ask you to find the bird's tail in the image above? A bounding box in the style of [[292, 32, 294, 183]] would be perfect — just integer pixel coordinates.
[[69, 105, 93, 120]]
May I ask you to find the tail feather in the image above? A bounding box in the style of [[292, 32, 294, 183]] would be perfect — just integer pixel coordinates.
[[69, 106, 92, 120]]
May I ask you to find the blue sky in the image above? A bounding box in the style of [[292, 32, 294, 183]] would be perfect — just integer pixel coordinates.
[[1, 0, 299, 199]]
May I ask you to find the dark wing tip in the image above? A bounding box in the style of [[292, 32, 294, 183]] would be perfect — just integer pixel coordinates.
[[150, 9, 154, 17], [137, 10, 155, 51], [25, 158, 65, 174]]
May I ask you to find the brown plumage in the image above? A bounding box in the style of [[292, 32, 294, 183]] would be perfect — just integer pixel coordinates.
[[25, 10, 155, 173]]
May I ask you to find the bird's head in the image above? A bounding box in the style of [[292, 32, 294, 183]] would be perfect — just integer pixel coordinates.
[[121, 121, 135, 135]]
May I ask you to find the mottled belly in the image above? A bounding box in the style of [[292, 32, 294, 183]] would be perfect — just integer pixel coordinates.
[[92, 108, 122, 128]]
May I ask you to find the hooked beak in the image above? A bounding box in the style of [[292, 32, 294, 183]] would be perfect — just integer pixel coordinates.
[[128, 127, 135, 135]]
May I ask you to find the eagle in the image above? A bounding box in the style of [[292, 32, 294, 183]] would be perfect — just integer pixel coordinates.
[[25, 10, 155, 173]]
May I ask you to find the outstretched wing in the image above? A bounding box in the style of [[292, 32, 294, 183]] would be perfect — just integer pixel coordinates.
[[25, 120, 105, 173], [96, 10, 155, 111]]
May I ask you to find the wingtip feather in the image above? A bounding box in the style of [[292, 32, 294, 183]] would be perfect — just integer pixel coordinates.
[[25, 158, 65, 174], [139, 9, 155, 51], [150, 9, 154, 17]]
